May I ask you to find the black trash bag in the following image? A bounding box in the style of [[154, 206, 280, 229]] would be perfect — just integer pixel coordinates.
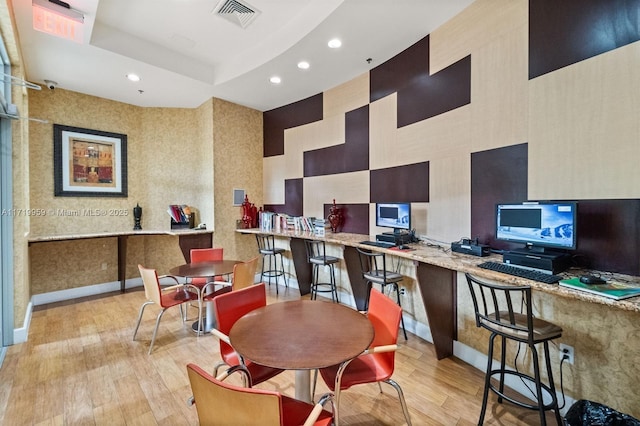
[[565, 400, 640, 426]]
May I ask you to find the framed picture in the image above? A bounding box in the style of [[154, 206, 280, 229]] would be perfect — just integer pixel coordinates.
[[53, 124, 128, 197]]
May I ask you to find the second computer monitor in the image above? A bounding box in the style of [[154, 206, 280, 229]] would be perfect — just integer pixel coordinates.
[[375, 202, 411, 233]]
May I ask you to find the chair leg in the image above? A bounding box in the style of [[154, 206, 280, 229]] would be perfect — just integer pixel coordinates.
[[384, 379, 412, 426], [310, 264, 317, 300], [392, 284, 408, 340], [498, 335, 507, 403], [530, 344, 547, 426], [148, 308, 167, 355], [479, 333, 497, 425], [279, 253, 288, 288], [132, 301, 153, 340], [543, 341, 563, 426], [330, 263, 339, 303]]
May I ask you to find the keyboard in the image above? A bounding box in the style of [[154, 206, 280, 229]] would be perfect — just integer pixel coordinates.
[[360, 240, 395, 248], [477, 261, 562, 284]]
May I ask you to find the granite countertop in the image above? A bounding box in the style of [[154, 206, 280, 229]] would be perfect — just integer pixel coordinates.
[[237, 228, 640, 313], [28, 228, 213, 243]]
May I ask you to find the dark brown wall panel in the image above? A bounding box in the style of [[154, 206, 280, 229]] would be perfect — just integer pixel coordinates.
[[263, 94, 323, 157], [323, 203, 370, 235], [574, 200, 640, 276], [264, 178, 303, 216], [397, 55, 471, 128], [304, 105, 369, 177], [529, 0, 640, 79], [471, 143, 528, 248], [370, 162, 429, 203], [369, 34, 471, 128], [370, 35, 430, 103]]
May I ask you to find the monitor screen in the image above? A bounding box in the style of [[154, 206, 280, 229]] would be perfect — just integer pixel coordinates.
[[375, 202, 411, 232], [496, 202, 577, 250]]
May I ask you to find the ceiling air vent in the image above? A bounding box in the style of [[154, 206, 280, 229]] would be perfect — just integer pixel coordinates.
[[213, 0, 261, 29]]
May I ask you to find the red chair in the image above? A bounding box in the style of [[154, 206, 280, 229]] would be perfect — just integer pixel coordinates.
[[187, 363, 333, 426], [315, 288, 412, 425], [210, 283, 284, 386], [189, 247, 227, 290], [133, 264, 201, 354]]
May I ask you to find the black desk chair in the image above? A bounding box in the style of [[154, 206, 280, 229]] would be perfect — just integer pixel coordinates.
[[255, 234, 288, 295], [304, 239, 340, 303], [465, 273, 563, 426], [356, 248, 407, 340]]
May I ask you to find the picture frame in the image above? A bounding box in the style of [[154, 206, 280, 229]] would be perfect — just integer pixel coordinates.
[[53, 124, 128, 197]]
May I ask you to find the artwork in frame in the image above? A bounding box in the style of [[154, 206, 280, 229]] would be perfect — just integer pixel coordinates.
[[53, 124, 128, 197]]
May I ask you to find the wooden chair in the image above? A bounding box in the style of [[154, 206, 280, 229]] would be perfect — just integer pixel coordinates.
[[201, 256, 259, 298], [465, 273, 563, 425], [187, 363, 334, 426], [210, 283, 284, 386], [133, 264, 201, 354], [315, 288, 412, 425]]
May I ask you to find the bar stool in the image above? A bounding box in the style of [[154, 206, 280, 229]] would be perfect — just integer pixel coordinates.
[[255, 234, 288, 295], [304, 239, 340, 303], [356, 247, 407, 340], [465, 273, 563, 426]]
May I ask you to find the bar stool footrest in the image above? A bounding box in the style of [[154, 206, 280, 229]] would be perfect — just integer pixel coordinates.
[[488, 369, 558, 412]]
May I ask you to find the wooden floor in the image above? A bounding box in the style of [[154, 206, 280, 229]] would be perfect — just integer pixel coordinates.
[[0, 283, 562, 425]]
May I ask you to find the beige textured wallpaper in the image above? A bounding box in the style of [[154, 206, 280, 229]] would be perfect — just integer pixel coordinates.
[[25, 91, 264, 303]]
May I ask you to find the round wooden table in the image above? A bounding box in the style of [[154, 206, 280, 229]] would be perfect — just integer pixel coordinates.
[[229, 299, 374, 402], [170, 260, 241, 333]]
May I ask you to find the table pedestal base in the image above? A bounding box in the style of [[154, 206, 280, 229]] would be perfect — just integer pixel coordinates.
[[295, 370, 312, 403]]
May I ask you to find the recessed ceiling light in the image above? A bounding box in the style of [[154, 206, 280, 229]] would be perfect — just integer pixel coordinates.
[[270, 76, 282, 84], [126, 73, 140, 82], [297, 61, 310, 70], [328, 38, 342, 49]]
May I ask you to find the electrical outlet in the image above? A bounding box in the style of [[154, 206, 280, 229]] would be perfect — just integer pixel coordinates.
[[559, 343, 574, 364], [400, 288, 406, 296], [101, 262, 108, 270]]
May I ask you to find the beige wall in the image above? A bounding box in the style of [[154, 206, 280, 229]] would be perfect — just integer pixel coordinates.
[[211, 98, 263, 262], [25, 91, 264, 304]]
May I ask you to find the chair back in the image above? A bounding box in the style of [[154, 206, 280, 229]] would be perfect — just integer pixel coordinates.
[[213, 283, 267, 357], [304, 239, 325, 261], [367, 288, 402, 369], [232, 256, 259, 290], [356, 248, 398, 284], [138, 264, 162, 306], [256, 234, 276, 253], [190, 248, 224, 285], [465, 273, 547, 344], [187, 363, 281, 426]]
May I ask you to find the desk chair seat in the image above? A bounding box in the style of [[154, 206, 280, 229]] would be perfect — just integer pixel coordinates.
[[305, 239, 340, 303], [357, 248, 407, 340], [187, 363, 334, 426], [256, 234, 288, 295], [465, 273, 563, 426]]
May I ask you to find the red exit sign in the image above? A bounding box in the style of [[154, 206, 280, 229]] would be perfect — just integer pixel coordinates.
[[32, 5, 83, 43]]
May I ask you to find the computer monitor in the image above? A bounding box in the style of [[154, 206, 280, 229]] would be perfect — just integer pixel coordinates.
[[495, 201, 577, 251], [375, 202, 411, 233]]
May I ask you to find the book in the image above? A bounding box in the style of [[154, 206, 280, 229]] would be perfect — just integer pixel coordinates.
[[559, 278, 640, 301]]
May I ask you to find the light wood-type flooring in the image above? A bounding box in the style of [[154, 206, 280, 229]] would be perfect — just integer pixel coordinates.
[[0, 282, 564, 425]]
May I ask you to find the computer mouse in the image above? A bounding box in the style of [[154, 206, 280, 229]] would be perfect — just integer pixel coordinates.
[[399, 245, 409, 250], [579, 275, 606, 285]]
